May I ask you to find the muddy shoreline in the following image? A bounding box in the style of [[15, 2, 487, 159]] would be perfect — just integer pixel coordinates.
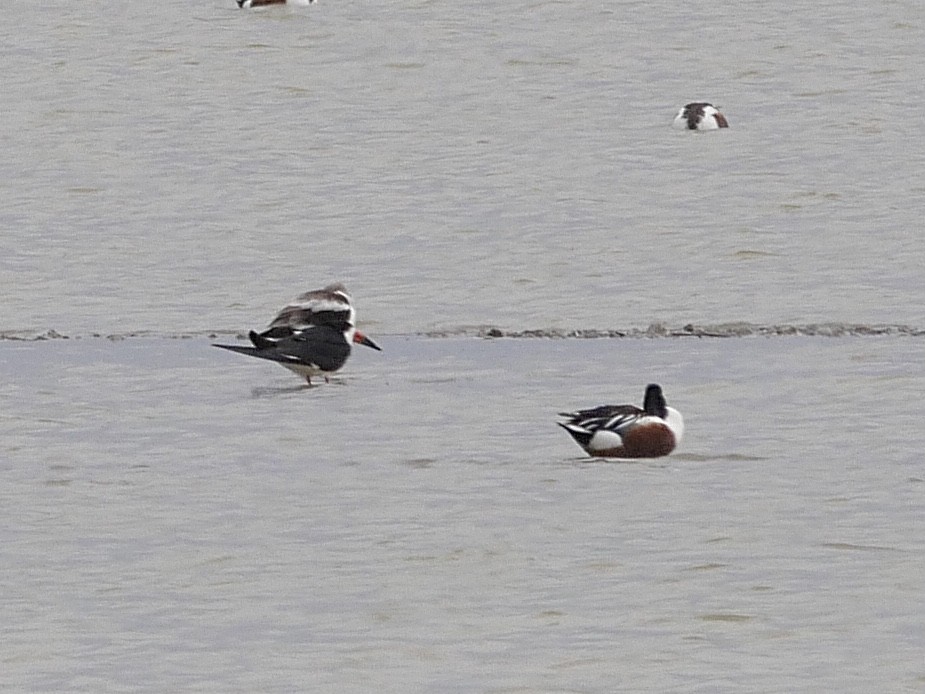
[[2, 322, 923, 342]]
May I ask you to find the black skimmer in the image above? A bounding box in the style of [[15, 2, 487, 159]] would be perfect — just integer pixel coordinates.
[[558, 384, 684, 458], [213, 283, 381, 385], [673, 103, 729, 131]]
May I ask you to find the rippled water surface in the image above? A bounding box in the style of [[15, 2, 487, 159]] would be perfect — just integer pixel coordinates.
[[3, 0, 925, 335], [2, 336, 924, 692], [2, 0, 925, 690]]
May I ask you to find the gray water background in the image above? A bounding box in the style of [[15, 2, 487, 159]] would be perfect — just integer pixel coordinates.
[[2, 0, 924, 691], [3, 0, 925, 335]]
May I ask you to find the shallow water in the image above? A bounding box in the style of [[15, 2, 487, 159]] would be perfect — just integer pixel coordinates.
[[3, 0, 925, 690], [2, 336, 924, 691], [2, 0, 925, 336]]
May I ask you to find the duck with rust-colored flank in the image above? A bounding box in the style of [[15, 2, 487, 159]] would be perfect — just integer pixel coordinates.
[[558, 384, 684, 458]]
